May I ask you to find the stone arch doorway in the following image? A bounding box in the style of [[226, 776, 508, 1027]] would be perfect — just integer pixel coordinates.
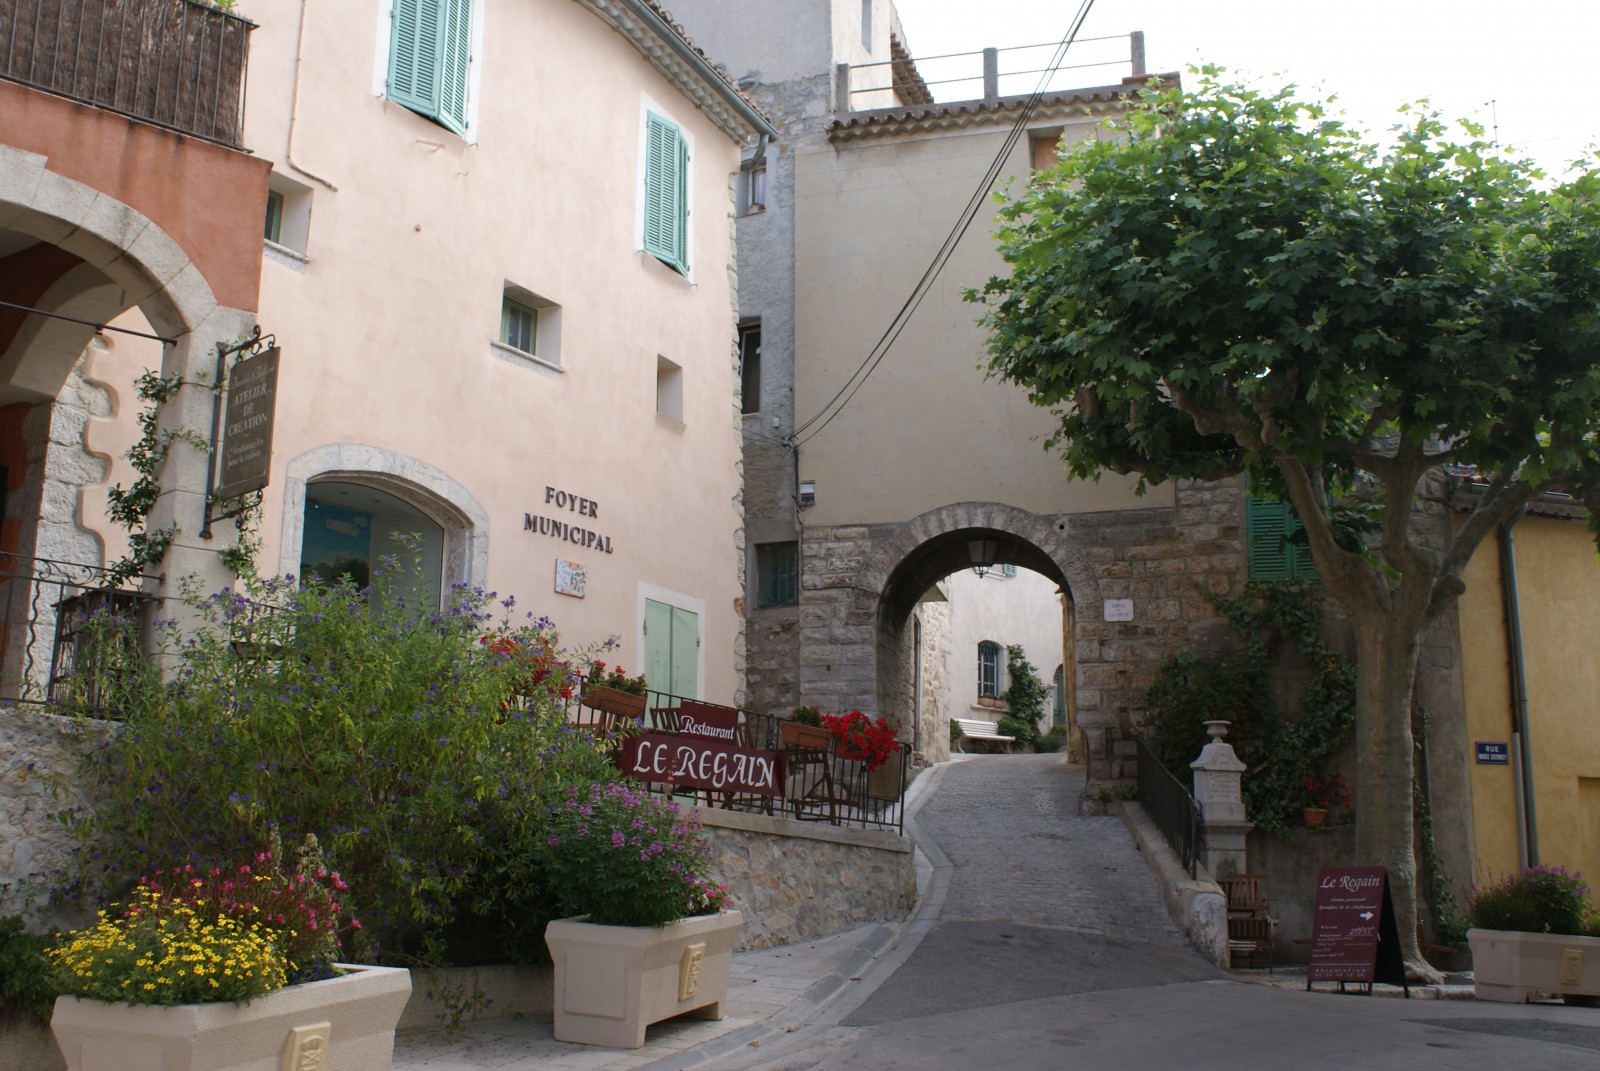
[[0, 146, 266, 698], [798, 502, 1101, 770]]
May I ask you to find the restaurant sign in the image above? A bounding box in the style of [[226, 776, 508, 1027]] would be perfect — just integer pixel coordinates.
[[1306, 866, 1408, 993], [620, 732, 786, 798], [215, 346, 280, 502]]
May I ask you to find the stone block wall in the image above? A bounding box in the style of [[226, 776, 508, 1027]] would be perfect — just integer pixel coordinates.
[[0, 709, 107, 923], [700, 808, 914, 950], [792, 483, 1250, 799]]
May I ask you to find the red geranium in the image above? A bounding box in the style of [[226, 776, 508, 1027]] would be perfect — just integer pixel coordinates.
[[821, 709, 899, 771]]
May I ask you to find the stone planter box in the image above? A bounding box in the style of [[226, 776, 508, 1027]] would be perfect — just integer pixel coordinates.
[[545, 910, 742, 1049], [1468, 928, 1600, 1003], [49, 963, 410, 1071]]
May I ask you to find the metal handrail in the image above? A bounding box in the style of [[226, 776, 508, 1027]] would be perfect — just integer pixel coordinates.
[[1135, 736, 1202, 877]]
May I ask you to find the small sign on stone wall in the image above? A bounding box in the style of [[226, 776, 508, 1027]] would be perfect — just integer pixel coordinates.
[[1103, 598, 1134, 621]]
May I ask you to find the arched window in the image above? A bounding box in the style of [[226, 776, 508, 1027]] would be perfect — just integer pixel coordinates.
[[977, 641, 1002, 699], [300, 481, 444, 607]]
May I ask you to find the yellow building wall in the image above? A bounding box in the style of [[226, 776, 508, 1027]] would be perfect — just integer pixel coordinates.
[[1456, 513, 1600, 905]]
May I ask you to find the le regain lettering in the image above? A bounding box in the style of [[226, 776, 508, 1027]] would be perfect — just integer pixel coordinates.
[[525, 485, 614, 554]]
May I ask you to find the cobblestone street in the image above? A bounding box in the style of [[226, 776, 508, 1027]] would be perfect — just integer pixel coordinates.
[[914, 754, 1184, 941]]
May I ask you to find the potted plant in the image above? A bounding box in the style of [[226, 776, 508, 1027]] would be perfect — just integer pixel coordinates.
[[1467, 866, 1600, 1003], [582, 661, 650, 721], [822, 710, 901, 800], [541, 780, 741, 1049], [1301, 773, 1350, 828], [48, 834, 411, 1071]]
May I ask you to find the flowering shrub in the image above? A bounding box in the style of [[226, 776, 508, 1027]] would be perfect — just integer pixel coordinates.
[[50, 886, 287, 1005], [587, 661, 649, 696], [1469, 866, 1599, 936], [539, 780, 729, 927], [63, 556, 617, 967], [1303, 774, 1352, 810], [481, 632, 574, 701], [821, 710, 899, 772], [139, 832, 349, 983]]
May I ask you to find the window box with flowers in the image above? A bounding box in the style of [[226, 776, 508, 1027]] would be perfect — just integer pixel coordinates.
[[581, 662, 650, 723], [540, 781, 741, 1049], [47, 835, 411, 1071]]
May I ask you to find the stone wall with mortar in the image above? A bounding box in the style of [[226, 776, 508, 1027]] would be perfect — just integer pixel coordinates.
[[0, 710, 108, 923], [700, 807, 914, 949], [796, 483, 1250, 803]]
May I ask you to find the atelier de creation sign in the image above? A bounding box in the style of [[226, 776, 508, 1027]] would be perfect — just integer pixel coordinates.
[[525, 485, 614, 553], [215, 347, 280, 502]]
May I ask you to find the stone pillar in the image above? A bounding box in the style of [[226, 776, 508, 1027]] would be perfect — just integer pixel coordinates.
[[145, 308, 257, 608], [1191, 719, 1252, 877]]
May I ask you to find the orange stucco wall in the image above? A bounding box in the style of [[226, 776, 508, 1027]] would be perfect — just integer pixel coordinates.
[[0, 79, 269, 312]]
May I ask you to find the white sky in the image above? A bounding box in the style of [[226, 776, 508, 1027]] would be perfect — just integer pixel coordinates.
[[891, 0, 1600, 179]]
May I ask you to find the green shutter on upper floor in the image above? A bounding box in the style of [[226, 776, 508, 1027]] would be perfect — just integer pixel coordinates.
[[438, 0, 471, 134], [1246, 494, 1316, 582], [387, 0, 469, 133], [643, 112, 688, 274]]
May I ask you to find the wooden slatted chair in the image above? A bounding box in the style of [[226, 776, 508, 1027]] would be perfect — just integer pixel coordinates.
[[779, 721, 838, 824], [1219, 872, 1277, 971]]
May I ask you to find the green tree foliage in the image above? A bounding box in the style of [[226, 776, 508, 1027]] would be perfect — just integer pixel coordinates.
[[997, 644, 1047, 749], [968, 70, 1600, 978]]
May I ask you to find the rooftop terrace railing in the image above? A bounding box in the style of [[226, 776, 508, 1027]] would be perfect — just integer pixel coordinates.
[[838, 30, 1147, 114], [0, 0, 254, 147]]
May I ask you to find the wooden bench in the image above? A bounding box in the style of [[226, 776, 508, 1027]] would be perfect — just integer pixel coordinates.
[[953, 717, 1013, 753]]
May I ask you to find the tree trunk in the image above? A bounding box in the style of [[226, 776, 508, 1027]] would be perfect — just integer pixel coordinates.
[[1350, 613, 1443, 984]]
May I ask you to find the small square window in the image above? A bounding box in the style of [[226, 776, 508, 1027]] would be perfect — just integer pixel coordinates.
[[501, 297, 537, 355], [756, 542, 799, 608], [740, 322, 761, 414], [493, 284, 562, 372], [264, 190, 284, 243], [657, 355, 683, 423], [741, 160, 767, 215]]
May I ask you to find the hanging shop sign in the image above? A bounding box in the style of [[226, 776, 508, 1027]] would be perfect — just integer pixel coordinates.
[[525, 485, 614, 553], [215, 345, 280, 502]]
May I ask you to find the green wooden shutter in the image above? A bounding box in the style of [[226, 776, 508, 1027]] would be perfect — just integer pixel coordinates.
[[643, 113, 687, 274], [388, 0, 439, 115], [670, 606, 698, 699], [1246, 496, 1292, 581], [1247, 495, 1317, 581], [438, 0, 471, 134]]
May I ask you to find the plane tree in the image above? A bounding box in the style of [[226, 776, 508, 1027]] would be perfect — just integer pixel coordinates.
[[968, 70, 1600, 979]]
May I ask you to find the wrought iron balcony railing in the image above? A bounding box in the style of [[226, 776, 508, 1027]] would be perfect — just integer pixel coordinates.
[[0, 0, 254, 147]]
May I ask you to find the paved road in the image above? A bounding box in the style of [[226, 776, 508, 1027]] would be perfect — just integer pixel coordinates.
[[691, 756, 1600, 1071]]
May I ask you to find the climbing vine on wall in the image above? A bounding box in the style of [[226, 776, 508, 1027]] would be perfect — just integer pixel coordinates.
[[105, 371, 190, 584], [1145, 582, 1356, 839]]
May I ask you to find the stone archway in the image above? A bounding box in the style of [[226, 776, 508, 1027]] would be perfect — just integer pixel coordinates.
[[795, 487, 1248, 798], [0, 145, 266, 691]]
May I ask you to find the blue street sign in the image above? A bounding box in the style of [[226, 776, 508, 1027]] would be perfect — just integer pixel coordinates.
[[1476, 741, 1510, 765]]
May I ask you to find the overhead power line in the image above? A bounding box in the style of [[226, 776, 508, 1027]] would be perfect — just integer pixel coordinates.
[[791, 0, 1103, 448]]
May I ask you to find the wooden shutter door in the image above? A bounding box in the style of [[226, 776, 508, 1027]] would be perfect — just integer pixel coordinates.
[[439, 0, 471, 133], [388, 0, 440, 115]]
